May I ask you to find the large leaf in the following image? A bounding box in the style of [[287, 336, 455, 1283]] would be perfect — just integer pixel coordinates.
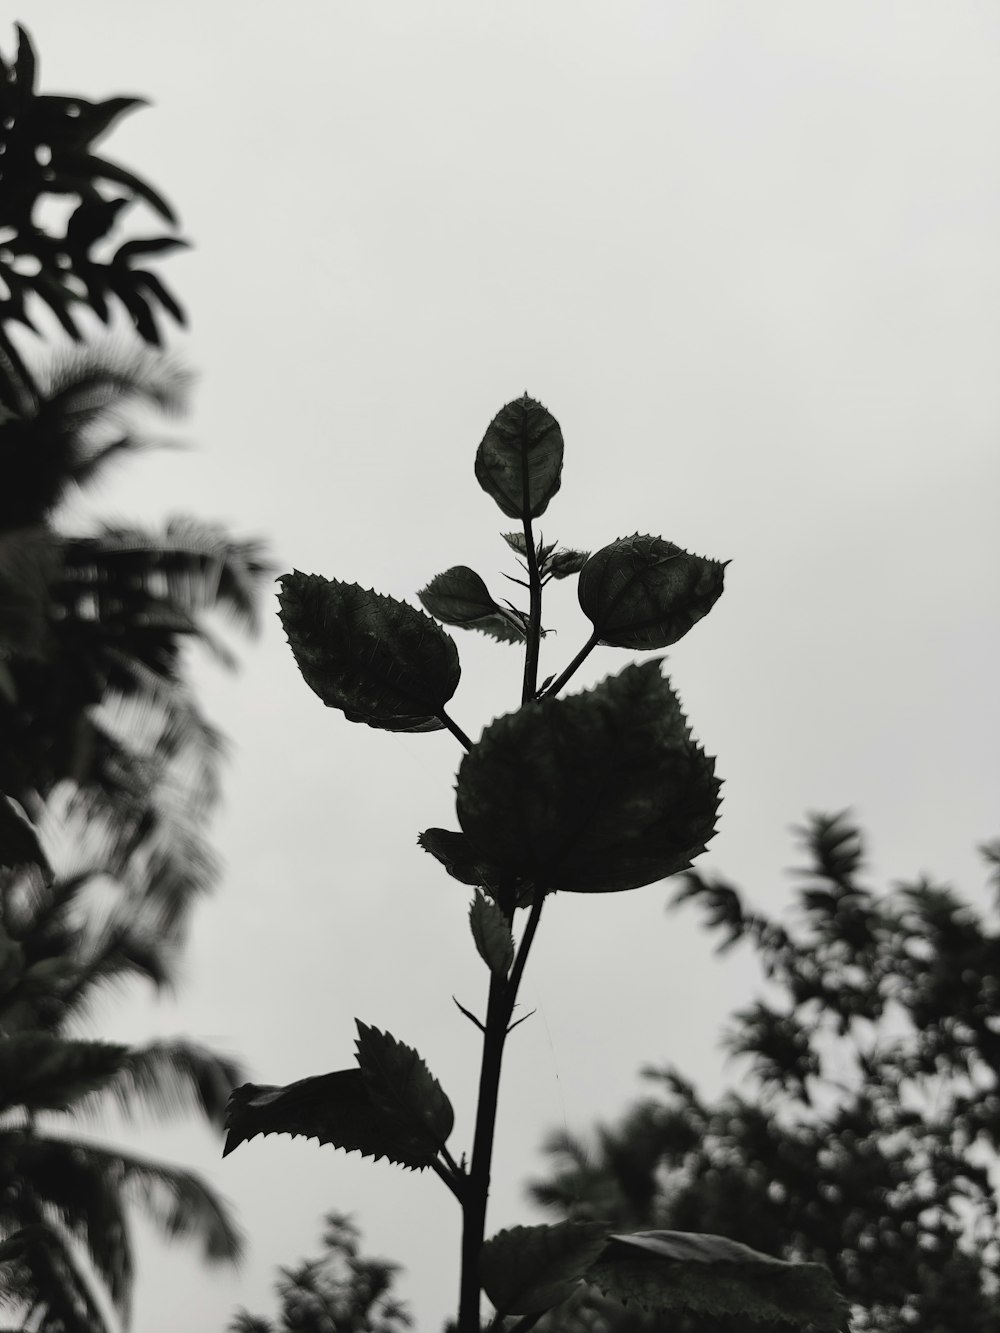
[[480, 1221, 609, 1317], [475, 395, 564, 519], [418, 566, 526, 644], [278, 573, 460, 732], [578, 534, 727, 650], [224, 1069, 437, 1169], [586, 1231, 849, 1330], [354, 1022, 454, 1155], [469, 892, 514, 978], [0, 1033, 128, 1115], [456, 661, 720, 893]]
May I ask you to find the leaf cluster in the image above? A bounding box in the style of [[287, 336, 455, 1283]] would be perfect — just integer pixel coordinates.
[[0, 23, 186, 406]]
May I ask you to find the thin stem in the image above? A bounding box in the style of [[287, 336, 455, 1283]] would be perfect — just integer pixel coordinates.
[[457, 892, 547, 1333], [432, 1157, 465, 1203], [540, 628, 600, 699], [521, 515, 543, 705], [440, 1142, 466, 1182], [438, 709, 474, 750]]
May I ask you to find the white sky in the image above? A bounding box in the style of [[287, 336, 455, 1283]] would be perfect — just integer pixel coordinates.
[[12, 3, 1000, 1330]]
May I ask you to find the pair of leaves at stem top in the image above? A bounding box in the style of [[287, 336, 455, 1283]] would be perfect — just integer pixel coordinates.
[[223, 1023, 453, 1171], [422, 659, 720, 897], [480, 1222, 849, 1329]]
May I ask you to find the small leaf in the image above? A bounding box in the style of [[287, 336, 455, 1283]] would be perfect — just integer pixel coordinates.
[[502, 532, 528, 556], [547, 548, 590, 579], [469, 892, 514, 978], [223, 1069, 435, 1169], [354, 1023, 453, 1155], [587, 1231, 849, 1330], [475, 396, 564, 519], [418, 566, 526, 644], [278, 573, 460, 731], [481, 1221, 609, 1317], [456, 661, 721, 894], [418, 830, 533, 907], [578, 534, 727, 649]]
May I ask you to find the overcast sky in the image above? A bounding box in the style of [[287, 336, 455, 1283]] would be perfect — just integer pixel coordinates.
[[11, 3, 1000, 1330]]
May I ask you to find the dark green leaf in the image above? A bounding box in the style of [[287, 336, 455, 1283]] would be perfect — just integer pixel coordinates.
[[578, 534, 727, 649], [480, 1221, 609, 1317], [469, 892, 514, 978], [456, 661, 720, 893], [278, 573, 460, 732], [587, 1231, 849, 1331], [354, 1022, 453, 1155], [475, 395, 564, 519], [223, 1069, 436, 1169], [418, 566, 526, 644]]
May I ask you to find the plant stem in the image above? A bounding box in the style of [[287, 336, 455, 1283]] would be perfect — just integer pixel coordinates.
[[438, 709, 474, 750], [540, 628, 600, 699], [521, 517, 542, 704], [457, 891, 546, 1333]]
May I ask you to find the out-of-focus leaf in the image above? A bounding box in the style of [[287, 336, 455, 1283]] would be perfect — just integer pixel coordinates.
[[475, 396, 563, 519], [0, 1033, 128, 1115], [579, 534, 727, 650], [587, 1231, 849, 1331], [480, 1221, 609, 1317], [0, 793, 53, 883], [278, 573, 460, 732], [456, 661, 720, 893]]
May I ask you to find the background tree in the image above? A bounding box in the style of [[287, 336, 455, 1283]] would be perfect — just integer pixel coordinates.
[[528, 813, 1000, 1332], [227, 1212, 411, 1333], [0, 22, 269, 1330], [0, 800, 244, 1333]]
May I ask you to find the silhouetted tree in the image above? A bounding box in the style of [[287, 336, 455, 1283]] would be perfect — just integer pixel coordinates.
[[529, 814, 1000, 1332], [227, 1213, 410, 1333]]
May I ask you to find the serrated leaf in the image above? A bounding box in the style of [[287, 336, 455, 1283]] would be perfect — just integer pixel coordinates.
[[481, 1222, 609, 1317], [578, 534, 727, 650], [456, 661, 721, 894], [475, 396, 564, 519], [547, 547, 590, 579], [354, 1023, 453, 1155], [418, 566, 526, 644], [278, 573, 460, 731], [587, 1231, 849, 1331], [418, 830, 534, 907], [469, 893, 514, 977], [223, 1068, 436, 1169]]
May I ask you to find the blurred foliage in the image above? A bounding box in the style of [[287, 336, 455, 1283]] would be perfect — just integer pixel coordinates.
[[528, 813, 1000, 1332], [228, 1213, 411, 1333], [0, 815, 244, 1332]]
